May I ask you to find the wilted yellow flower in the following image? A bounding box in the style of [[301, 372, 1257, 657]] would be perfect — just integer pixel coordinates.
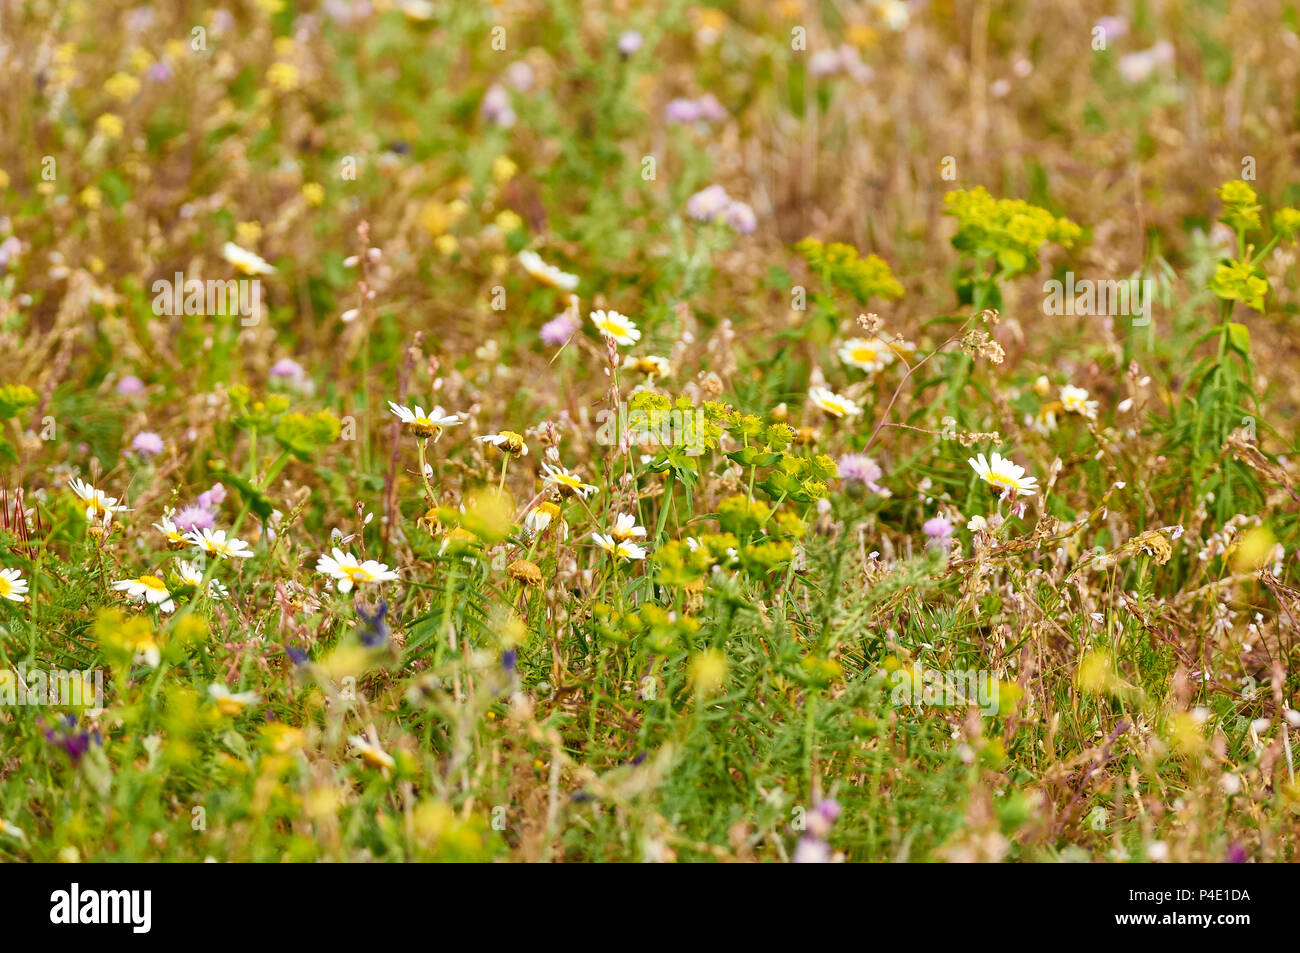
[[508, 559, 543, 588]]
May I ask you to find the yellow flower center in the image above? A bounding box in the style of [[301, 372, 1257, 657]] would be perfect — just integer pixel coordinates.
[[0, 577, 11, 598]]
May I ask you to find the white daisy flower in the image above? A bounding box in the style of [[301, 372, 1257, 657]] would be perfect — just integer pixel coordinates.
[[518, 250, 579, 291], [591, 532, 647, 561], [523, 501, 566, 538], [68, 477, 128, 520], [221, 241, 275, 276], [808, 386, 862, 419], [175, 559, 226, 599], [610, 513, 647, 542], [1060, 385, 1099, 420], [475, 431, 528, 456], [0, 817, 27, 843], [187, 528, 254, 559], [837, 337, 896, 373], [208, 682, 259, 716], [112, 573, 175, 613], [315, 547, 399, 593], [388, 401, 463, 441], [1026, 406, 1059, 436], [589, 309, 641, 346], [968, 452, 1038, 499], [176, 560, 205, 587], [153, 509, 187, 548], [624, 354, 671, 377], [541, 462, 598, 499], [349, 727, 396, 769], [0, 567, 29, 603]]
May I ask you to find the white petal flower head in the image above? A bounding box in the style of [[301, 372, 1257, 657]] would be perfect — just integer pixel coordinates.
[[1060, 385, 1099, 420], [475, 431, 528, 456], [315, 547, 399, 593], [624, 354, 671, 377], [837, 337, 896, 373], [221, 241, 275, 276], [349, 726, 395, 769], [209, 682, 259, 716], [541, 462, 598, 500], [611, 513, 647, 542], [112, 573, 175, 613], [589, 309, 641, 346], [176, 560, 204, 587], [0, 567, 28, 603], [518, 250, 579, 291], [388, 401, 463, 440], [186, 528, 254, 559], [808, 386, 862, 419], [68, 477, 128, 520], [968, 452, 1038, 500], [591, 532, 648, 561], [153, 509, 187, 547]]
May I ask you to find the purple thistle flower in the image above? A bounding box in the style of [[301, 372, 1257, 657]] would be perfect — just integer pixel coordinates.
[[1094, 16, 1128, 43], [923, 515, 953, 540], [540, 313, 580, 346], [270, 357, 306, 380], [723, 200, 756, 234], [117, 375, 144, 395], [837, 453, 884, 492], [665, 98, 701, 123], [793, 836, 831, 863], [695, 93, 727, 122], [617, 30, 644, 56], [130, 431, 164, 456], [172, 504, 215, 533], [505, 61, 535, 92], [481, 84, 516, 128], [686, 184, 731, 222], [197, 483, 227, 509]]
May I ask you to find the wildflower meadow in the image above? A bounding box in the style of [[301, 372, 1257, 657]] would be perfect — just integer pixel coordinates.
[[1, 0, 1299, 888]]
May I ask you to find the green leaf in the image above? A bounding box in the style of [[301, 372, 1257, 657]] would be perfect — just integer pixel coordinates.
[[207, 465, 275, 521], [1227, 322, 1250, 355]]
